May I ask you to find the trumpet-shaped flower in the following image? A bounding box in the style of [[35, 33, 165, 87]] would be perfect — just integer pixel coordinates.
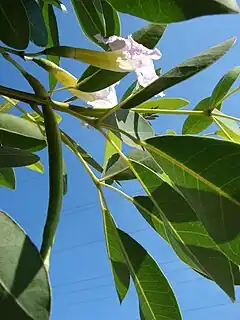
[[96, 34, 164, 93], [78, 83, 118, 108]]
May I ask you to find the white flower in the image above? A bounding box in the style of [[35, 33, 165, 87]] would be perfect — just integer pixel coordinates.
[[96, 34, 164, 94], [78, 83, 118, 108]]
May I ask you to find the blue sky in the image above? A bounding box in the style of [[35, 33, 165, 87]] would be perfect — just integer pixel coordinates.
[[1, 1, 240, 319]]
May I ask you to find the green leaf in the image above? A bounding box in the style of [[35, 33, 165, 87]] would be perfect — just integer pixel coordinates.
[[106, 0, 239, 23], [131, 161, 235, 300], [102, 205, 130, 302], [131, 24, 167, 48], [47, 23, 166, 92], [0, 168, 15, 189], [26, 161, 44, 174], [210, 66, 240, 109], [196, 261, 240, 286], [41, 2, 60, 91], [145, 135, 240, 266], [104, 109, 154, 148], [120, 80, 138, 102], [0, 0, 30, 49], [71, 0, 120, 48], [133, 97, 190, 113], [102, 149, 160, 181], [0, 210, 51, 319], [22, 0, 48, 47], [119, 37, 236, 110], [103, 208, 182, 319], [182, 97, 212, 134], [43, 0, 66, 11], [0, 113, 46, 151], [212, 110, 240, 143], [63, 159, 67, 196], [0, 96, 18, 113], [103, 130, 122, 170], [183, 67, 240, 135], [0, 146, 40, 168]]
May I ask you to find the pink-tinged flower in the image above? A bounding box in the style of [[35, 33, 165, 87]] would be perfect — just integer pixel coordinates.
[[96, 34, 164, 94]]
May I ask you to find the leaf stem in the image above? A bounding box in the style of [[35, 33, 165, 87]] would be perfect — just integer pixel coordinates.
[[211, 112, 240, 122], [132, 109, 207, 116]]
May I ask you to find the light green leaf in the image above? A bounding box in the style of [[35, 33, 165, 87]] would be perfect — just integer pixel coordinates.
[[26, 161, 44, 174], [0, 113, 46, 151], [210, 66, 240, 109], [133, 97, 189, 113], [0, 210, 51, 319], [131, 161, 235, 300], [106, 0, 239, 23], [103, 130, 122, 170], [0, 96, 18, 113], [212, 109, 240, 143], [0, 146, 40, 168], [0, 0, 30, 49], [145, 135, 240, 266], [182, 97, 212, 134], [0, 168, 15, 189]]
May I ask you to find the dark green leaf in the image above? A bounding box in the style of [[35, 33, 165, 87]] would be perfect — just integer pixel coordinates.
[[104, 109, 154, 148], [70, 0, 120, 48], [102, 149, 160, 181], [145, 135, 240, 266], [41, 2, 60, 91], [131, 24, 167, 48], [0, 146, 40, 168], [0, 210, 50, 319], [43, 0, 66, 11], [0, 113, 46, 151], [120, 38, 236, 110], [0, 0, 30, 49], [22, 0, 48, 47], [131, 161, 235, 300], [120, 80, 138, 102], [210, 66, 240, 109], [76, 24, 166, 92], [63, 159, 68, 196], [106, 0, 239, 23], [0, 168, 15, 189], [182, 97, 212, 134], [102, 205, 130, 302], [103, 207, 182, 319], [196, 261, 240, 286], [118, 228, 182, 319]]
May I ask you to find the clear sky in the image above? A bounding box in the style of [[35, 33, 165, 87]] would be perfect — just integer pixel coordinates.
[[1, 1, 240, 319]]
